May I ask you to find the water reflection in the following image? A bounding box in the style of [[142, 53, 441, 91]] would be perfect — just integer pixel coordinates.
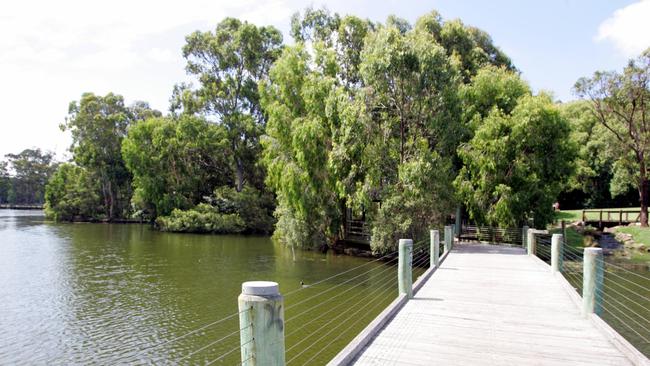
[[0, 210, 383, 364]]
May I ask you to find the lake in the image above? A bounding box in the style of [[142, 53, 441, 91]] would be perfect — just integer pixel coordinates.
[[0, 210, 402, 365]]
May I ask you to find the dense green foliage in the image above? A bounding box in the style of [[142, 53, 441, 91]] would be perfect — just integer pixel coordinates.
[[557, 101, 637, 209], [262, 10, 518, 252], [574, 49, 650, 225], [39, 8, 596, 248], [171, 18, 283, 192], [122, 115, 230, 218], [156, 186, 275, 234], [455, 94, 576, 227], [55, 93, 160, 220], [44, 164, 100, 220], [0, 149, 56, 205]]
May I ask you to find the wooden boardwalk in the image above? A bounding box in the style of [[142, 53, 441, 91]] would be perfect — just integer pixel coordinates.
[[351, 244, 635, 365]]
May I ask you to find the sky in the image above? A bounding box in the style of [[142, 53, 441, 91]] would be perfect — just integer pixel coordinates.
[[1, 0, 649, 160]]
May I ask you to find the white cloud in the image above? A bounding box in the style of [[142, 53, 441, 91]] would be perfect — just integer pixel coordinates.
[[595, 0, 650, 57]]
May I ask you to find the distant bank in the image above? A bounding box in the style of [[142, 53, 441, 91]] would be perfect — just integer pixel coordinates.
[[0, 204, 43, 210]]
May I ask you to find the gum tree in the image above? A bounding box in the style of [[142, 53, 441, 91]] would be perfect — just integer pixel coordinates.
[[575, 49, 650, 226]]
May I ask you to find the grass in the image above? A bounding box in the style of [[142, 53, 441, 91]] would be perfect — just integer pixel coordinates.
[[612, 226, 650, 263], [549, 226, 585, 249]]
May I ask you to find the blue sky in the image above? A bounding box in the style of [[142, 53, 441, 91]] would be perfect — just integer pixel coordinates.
[[1, 0, 648, 158]]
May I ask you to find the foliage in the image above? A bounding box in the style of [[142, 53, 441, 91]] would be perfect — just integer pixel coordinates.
[[356, 23, 462, 253], [44, 164, 100, 221], [157, 204, 245, 234], [122, 115, 231, 218], [156, 186, 274, 234], [172, 18, 283, 192], [259, 45, 343, 246], [557, 101, 637, 209], [0, 161, 10, 204], [4, 149, 56, 204], [414, 11, 514, 82], [60, 92, 158, 219], [291, 8, 373, 88], [460, 65, 530, 132], [456, 94, 576, 228], [574, 49, 650, 225]]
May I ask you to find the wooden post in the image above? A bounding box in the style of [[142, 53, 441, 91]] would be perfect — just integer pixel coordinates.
[[430, 230, 439, 268], [551, 234, 563, 273], [599, 210, 603, 229], [455, 206, 462, 238], [444, 225, 453, 253], [398, 239, 413, 299], [619, 210, 622, 225], [522, 225, 529, 247], [239, 281, 285, 366], [527, 228, 535, 255], [582, 248, 604, 316], [582, 210, 585, 222]]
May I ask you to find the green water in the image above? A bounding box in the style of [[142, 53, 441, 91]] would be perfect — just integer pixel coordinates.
[[0, 210, 401, 365]]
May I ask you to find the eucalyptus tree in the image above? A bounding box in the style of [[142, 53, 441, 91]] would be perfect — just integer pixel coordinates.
[[455, 94, 575, 228], [5, 148, 56, 204], [122, 115, 231, 218], [259, 44, 347, 245], [574, 49, 650, 226], [60, 92, 159, 219], [353, 23, 462, 252], [291, 8, 374, 89], [0, 161, 9, 204], [415, 11, 514, 83], [172, 18, 283, 192]]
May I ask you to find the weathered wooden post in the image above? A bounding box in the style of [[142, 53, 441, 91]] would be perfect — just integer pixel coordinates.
[[551, 234, 563, 273], [398, 239, 413, 299], [444, 225, 453, 253], [430, 230, 439, 268], [455, 206, 462, 238], [239, 281, 285, 365], [522, 225, 529, 248], [527, 228, 535, 255], [582, 248, 604, 316]]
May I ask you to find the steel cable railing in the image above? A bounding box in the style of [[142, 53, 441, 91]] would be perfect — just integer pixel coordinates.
[[150, 227, 453, 365], [534, 234, 650, 357]]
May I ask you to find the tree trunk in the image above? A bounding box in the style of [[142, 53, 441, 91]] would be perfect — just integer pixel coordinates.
[[235, 156, 244, 192], [639, 160, 648, 227], [108, 179, 115, 220]]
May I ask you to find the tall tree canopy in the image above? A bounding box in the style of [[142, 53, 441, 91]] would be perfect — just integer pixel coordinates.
[[455, 93, 576, 227], [574, 49, 650, 226], [122, 115, 231, 218], [58, 92, 159, 220], [4, 149, 56, 205], [260, 44, 345, 246], [172, 18, 284, 192]]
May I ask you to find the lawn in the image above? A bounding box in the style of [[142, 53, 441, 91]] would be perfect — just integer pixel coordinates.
[[549, 226, 585, 249]]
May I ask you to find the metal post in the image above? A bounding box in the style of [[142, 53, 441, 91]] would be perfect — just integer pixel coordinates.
[[239, 281, 285, 366], [430, 230, 439, 268], [527, 228, 535, 255], [582, 248, 604, 316], [551, 234, 563, 273], [398, 239, 413, 299], [444, 225, 453, 252], [522, 225, 529, 248]]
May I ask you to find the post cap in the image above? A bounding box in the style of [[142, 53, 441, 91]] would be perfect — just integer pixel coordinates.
[[399, 239, 413, 247], [584, 247, 603, 254], [242, 281, 280, 296]]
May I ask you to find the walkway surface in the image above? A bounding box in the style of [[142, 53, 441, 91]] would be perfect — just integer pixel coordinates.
[[352, 243, 633, 365]]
